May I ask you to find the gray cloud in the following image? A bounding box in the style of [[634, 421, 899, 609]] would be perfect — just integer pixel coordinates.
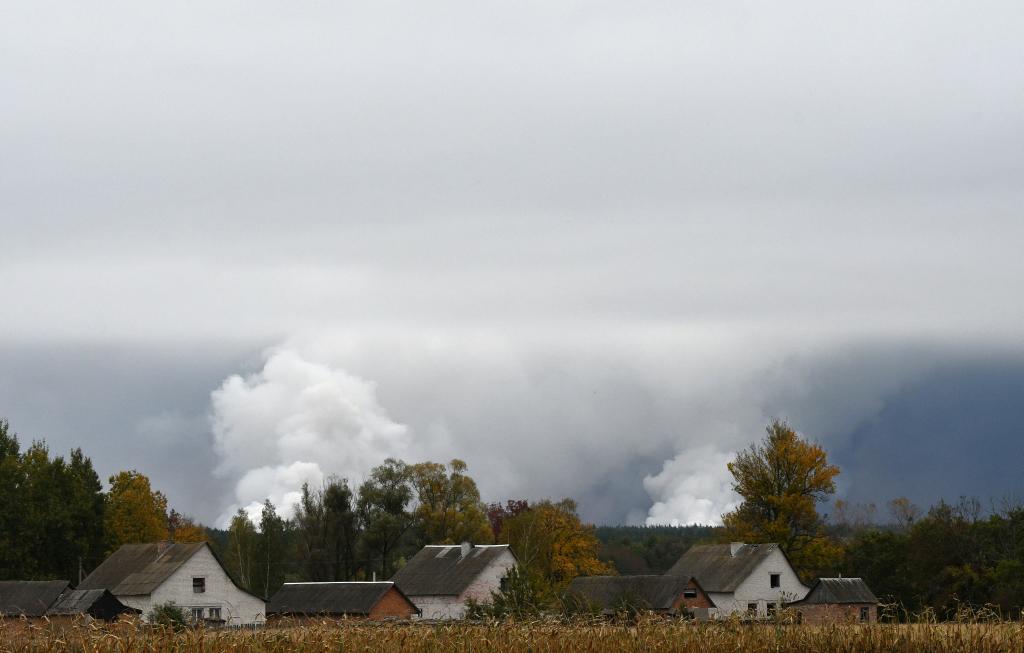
[[1, 1, 1023, 525]]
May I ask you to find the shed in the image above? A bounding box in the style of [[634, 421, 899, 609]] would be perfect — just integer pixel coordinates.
[[566, 575, 714, 618], [267, 582, 418, 621], [0, 581, 70, 618], [787, 578, 879, 624]]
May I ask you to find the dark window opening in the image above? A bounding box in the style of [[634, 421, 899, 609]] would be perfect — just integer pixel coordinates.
[[193, 577, 206, 593], [499, 576, 509, 593], [683, 588, 697, 598], [770, 573, 781, 588], [768, 603, 778, 617], [747, 602, 758, 615], [208, 607, 222, 620], [859, 606, 870, 622]]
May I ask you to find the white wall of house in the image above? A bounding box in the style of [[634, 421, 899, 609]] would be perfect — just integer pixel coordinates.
[[120, 546, 265, 626], [708, 549, 808, 617], [412, 548, 517, 620]]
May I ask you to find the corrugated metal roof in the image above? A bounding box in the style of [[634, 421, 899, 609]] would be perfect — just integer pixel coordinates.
[[390, 545, 513, 596], [0, 580, 70, 617], [791, 578, 879, 605], [77, 542, 207, 596], [267, 582, 415, 616], [665, 543, 780, 592], [566, 575, 710, 613]]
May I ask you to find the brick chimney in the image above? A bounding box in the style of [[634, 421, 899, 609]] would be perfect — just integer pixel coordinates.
[[730, 542, 745, 556]]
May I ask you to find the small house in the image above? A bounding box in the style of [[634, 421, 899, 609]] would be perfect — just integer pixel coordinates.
[[566, 575, 715, 620], [267, 581, 418, 622], [665, 542, 809, 618], [0, 580, 137, 622], [787, 577, 879, 624], [78, 541, 265, 626], [390, 543, 517, 619]]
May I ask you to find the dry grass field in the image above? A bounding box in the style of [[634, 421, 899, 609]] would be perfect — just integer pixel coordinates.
[[2, 618, 1024, 653]]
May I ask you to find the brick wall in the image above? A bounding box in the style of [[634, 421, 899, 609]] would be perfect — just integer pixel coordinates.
[[368, 587, 417, 619], [672, 580, 715, 611], [797, 603, 877, 624]]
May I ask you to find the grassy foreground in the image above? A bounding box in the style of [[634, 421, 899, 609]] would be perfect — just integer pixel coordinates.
[[2, 618, 1024, 653]]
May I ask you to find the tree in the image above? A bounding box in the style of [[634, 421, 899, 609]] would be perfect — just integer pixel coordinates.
[[357, 458, 415, 579], [409, 459, 491, 546], [167, 509, 209, 543], [224, 509, 258, 591], [105, 470, 169, 551], [487, 500, 530, 544], [293, 478, 360, 581], [255, 500, 286, 599], [0, 421, 28, 579], [721, 419, 840, 576], [500, 498, 612, 594]]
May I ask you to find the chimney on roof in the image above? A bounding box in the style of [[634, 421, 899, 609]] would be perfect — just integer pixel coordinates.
[[730, 542, 744, 556], [461, 542, 473, 558]]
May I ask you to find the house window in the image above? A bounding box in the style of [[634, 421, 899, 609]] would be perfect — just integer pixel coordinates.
[[747, 602, 758, 616], [500, 576, 509, 593], [683, 588, 697, 598], [859, 606, 870, 622], [191, 607, 204, 622], [767, 603, 778, 617], [193, 577, 206, 593], [770, 573, 780, 588], [208, 607, 222, 621]]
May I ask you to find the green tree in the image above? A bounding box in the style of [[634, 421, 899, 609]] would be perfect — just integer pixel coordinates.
[[224, 509, 258, 591], [357, 458, 415, 578], [721, 419, 840, 576], [254, 500, 286, 599], [409, 459, 491, 546], [105, 470, 169, 551], [294, 478, 360, 581], [0, 421, 29, 579]]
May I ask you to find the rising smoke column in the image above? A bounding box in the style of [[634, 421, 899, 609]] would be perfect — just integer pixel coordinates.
[[209, 348, 411, 524]]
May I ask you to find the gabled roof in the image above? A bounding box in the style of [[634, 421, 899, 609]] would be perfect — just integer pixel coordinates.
[[267, 582, 416, 616], [0, 580, 70, 617], [665, 543, 786, 592], [390, 544, 514, 596], [566, 575, 713, 613], [78, 542, 208, 596], [47, 589, 140, 618], [789, 578, 878, 605]]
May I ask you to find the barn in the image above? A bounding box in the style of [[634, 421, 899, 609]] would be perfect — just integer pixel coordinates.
[[787, 577, 879, 624], [0, 580, 137, 622], [267, 582, 418, 622]]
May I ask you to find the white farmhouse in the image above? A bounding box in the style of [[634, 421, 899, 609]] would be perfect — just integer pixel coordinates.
[[390, 543, 517, 619], [665, 542, 808, 618], [78, 542, 265, 626]]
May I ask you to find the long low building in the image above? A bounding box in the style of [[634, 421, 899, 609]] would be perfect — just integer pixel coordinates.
[[0, 580, 138, 622], [787, 578, 879, 624], [566, 575, 715, 619], [267, 582, 418, 621]]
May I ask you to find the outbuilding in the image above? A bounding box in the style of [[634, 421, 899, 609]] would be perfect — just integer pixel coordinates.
[[0, 580, 138, 622], [267, 581, 418, 622], [566, 575, 715, 619], [787, 577, 879, 624]]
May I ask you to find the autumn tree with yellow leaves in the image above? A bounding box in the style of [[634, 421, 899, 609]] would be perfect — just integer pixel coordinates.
[[408, 459, 492, 546], [722, 419, 841, 578], [104, 470, 169, 552]]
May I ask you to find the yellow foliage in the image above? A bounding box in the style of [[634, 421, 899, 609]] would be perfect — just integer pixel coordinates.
[[105, 470, 168, 551]]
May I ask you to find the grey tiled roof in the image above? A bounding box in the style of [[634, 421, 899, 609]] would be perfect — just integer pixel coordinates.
[[46, 588, 139, 618], [267, 582, 415, 616], [390, 545, 513, 597], [566, 575, 711, 613], [665, 543, 783, 592], [0, 580, 70, 617], [78, 542, 208, 596], [790, 578, 879, 605]]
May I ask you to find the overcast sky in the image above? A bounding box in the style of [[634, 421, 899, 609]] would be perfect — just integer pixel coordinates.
[[2, 1, 1023, 526]]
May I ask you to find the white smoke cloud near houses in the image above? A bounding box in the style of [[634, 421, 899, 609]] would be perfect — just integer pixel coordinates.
[[210, 348, 412, 525]]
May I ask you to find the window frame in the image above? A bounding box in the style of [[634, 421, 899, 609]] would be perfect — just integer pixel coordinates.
[[193, 577, 206, 594], [769, 573, 781, 589], [859, 606, 870, 622]]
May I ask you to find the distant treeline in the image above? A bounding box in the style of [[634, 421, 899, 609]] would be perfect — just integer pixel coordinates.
[[595, 525, 719, 574]]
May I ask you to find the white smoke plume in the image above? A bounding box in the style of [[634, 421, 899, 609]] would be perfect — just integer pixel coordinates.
[[210, 348, 411, 525]]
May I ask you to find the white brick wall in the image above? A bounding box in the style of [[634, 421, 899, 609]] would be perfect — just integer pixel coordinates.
[[120, 545, 266, 626], [710, 548, 808, 617], [411, 549, 517, 620]]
